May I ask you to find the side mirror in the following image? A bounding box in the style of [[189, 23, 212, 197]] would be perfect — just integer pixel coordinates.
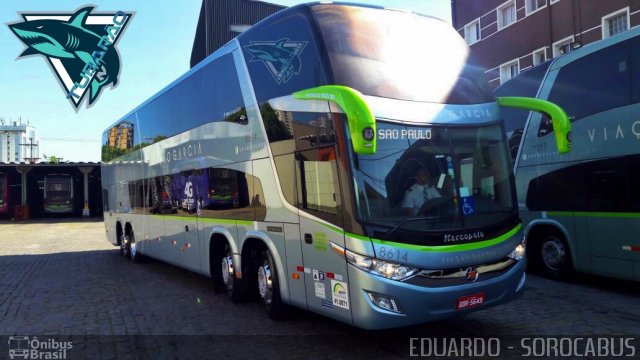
[[294, 85, 376, 154], [497, 96, 571, 154]]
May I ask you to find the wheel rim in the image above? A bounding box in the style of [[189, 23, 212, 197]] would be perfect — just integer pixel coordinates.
[[542, 237, 566, 270], [121, 235, 129, 257], [221, 254, 234, 286], [130, 236, 136, 258], [258, 262, 272, 304]]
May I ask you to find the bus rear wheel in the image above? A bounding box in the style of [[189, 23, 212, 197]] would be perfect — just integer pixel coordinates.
[[533, 230, 573, 279], [119, 233, 127, 257], [257, 249, 287, 320], [221, 243, 244, 303], [128, 232, 143, 263]]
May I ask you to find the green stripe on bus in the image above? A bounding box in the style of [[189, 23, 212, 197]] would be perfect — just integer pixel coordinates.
[[315, 221, 344, 235], [345, 232, 370, 242], [548, 211, 640, 219], [152, 215, 253, 226], [314, 218, 521, 253], [358, 224, 522, 252]]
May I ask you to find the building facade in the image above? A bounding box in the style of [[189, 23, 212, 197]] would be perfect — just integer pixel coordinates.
[[190, 0, 285, 68], [0, 120, 39, 163], [452, 0, 640, 88]]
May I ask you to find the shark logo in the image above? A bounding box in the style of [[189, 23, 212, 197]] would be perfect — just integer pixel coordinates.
[[8, 6, 132, 110], [245, 38, 308, 84]]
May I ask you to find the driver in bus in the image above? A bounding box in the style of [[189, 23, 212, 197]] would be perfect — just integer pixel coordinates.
[[402, 168, 441, 215]]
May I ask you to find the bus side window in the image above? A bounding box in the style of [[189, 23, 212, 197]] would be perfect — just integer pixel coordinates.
[[629, 155, 640, 212], [264, 109, 335, 156], [546, 40, 631, 131], [295, 146, 343, 227]]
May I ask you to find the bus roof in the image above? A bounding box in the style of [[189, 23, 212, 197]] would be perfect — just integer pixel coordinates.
[[550, 25, 640, 70], [103, 2, 442, 135]]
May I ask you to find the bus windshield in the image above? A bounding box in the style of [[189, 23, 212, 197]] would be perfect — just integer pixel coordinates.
[[313, 4, 493, 104], [46, 178, 71, 201], [351, 121, 517, 245]]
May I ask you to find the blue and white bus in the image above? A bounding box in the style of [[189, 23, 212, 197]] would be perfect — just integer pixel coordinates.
[[496, 26, 640, 282], [101, 2, 570, 329]]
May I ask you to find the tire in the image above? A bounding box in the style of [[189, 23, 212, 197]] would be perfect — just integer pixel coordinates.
[[221, 243, 244, 302], [257, 249, 287, 320], [120, 233, 130, 258], [211, 243, 225, 294], [118, 234, 129, 258], [533, 230, 573, 279], [128, 232, 143, 263]]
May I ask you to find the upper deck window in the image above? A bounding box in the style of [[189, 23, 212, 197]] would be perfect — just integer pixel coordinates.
[[313, 5, 493, 104]]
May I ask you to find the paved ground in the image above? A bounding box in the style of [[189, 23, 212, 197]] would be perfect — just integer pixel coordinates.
[[1, 219, 639, 359]]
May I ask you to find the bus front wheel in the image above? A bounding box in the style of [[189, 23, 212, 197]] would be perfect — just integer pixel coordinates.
[[257, 250, 287, 320], [533, 230, 573, 279]]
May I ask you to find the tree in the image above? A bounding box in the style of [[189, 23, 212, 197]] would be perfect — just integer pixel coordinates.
[[42, 153, 63, 163]]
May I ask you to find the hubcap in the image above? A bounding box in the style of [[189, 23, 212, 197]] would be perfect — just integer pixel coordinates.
[[130, 239, 136, 257], [542, 238, 565, 270], [258, 264, 272, 300], [121, 236, 128, 255], [221, 256, 234, 285]]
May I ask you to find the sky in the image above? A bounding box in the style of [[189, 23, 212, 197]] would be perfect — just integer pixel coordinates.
[[0, 0, 451, 162]]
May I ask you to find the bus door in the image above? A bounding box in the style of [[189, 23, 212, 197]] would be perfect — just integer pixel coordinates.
[[296, 146, 351, 322]]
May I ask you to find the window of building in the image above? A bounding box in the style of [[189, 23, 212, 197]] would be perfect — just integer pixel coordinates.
[[533, 48, 547, 66], [499, 59, 519, 84], [526, 0, 546, 15], [497, 1, 517, 30], [550, 0, 560, 4], [229, 24, 251, 33], [552, 36, 574, 57], [602, 8, 629, 39], [464, 20, 480, 45]]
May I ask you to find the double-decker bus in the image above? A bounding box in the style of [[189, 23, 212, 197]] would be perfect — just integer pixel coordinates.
[[44, 174, 74, 214], [101, 3, 570, 329], [496, 26, 640, 282], [0, 172, 8, 215]]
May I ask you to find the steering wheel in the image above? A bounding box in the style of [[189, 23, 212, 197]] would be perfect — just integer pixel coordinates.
[[417, 197, 448, 216]]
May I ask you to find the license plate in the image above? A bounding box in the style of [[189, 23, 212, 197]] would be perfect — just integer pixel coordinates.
[[456, 293, 485, 310]]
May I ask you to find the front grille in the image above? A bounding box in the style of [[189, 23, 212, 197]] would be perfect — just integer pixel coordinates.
[[404, 257, 516, 288]]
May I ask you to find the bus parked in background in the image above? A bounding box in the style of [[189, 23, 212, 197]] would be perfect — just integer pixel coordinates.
[[44, 174, 74, 214], [102, 3, 570, 329], [496, 26, 640, 282], [0, 172, 8, 215]]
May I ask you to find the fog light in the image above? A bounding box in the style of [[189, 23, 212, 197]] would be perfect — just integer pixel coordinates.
[[367, 292, 401, 313]]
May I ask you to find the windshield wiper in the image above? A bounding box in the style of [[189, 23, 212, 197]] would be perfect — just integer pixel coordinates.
[[469, 210, 516, 216], [384, 216, 441, 238]]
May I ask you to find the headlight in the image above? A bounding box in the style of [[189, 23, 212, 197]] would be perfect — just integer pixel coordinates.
[[345, 249, 419, 281], [508, 241, 526, 261]]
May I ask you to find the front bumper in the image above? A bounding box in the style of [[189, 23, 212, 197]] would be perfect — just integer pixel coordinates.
[[347, 257, 526, 329]]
